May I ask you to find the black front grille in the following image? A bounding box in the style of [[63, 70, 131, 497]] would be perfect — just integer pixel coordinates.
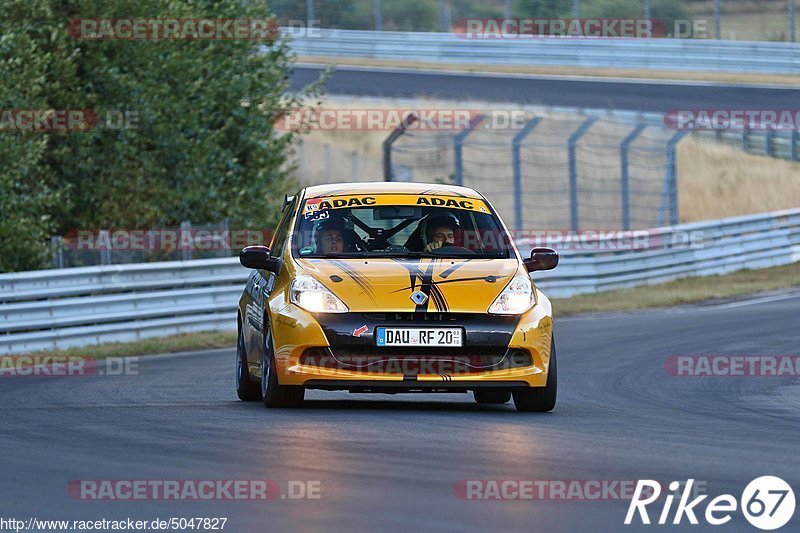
[[361, 313, 476, 322], [300, 346, 532, 374]]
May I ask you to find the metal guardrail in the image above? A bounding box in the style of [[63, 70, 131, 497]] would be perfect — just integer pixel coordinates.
[[1, 209, 799, 354], [520, 209, 800, 296], [0, 259, 248, 354], [285, 28, 800, 74]]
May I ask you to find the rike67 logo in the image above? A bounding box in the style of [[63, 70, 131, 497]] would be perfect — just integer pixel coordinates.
[[626, 477, 795, 530]]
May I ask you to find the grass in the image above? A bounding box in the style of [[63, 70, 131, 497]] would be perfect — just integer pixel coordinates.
[[552, 261, 800, 316], [678, 139, 800, 222], [18, 330, 237, 360], [298, 55, 800, 86], [687, 0, 798, 42], [293, 96, 800, 224]]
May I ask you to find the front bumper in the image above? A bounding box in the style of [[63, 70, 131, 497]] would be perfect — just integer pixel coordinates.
[[269, 292, 554, 389]]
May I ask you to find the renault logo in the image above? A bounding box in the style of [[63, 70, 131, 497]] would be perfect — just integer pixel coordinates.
[[410, 291, 428, 305]]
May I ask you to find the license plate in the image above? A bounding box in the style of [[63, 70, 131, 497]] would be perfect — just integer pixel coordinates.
[[375, 327, 463, 347]]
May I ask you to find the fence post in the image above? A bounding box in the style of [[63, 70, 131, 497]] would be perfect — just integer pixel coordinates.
[[765, 128, 775, 156], [351, 151, 360, 181], [98, 230, 111, 265], [382, 113, 418, 181], [323, 143, 331, 183], [658, 130, 689, 226], [568, 117, 597, 231], [181, 221, 192, 261], [512, 117, 542, 232], [620, 124, 648, 231], [50, 236, 64, 269], [454, 114, 485, 187], [298, 140, 305, 182]]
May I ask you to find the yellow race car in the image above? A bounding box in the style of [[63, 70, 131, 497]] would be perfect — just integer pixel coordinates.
[[235, 182, 558, 411]]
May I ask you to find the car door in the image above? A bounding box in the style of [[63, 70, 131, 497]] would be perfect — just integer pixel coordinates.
[[250, 196, 297, 369]]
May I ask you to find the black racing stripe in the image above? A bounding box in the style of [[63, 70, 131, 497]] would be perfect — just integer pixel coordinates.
[[329, 259, 376, 303], [388, 275, 506, 293], [439, 260, 471, 279], [428, 283, 448, 312]]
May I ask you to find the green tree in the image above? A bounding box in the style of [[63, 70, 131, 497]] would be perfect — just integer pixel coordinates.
[[0, 0, 326, 272]]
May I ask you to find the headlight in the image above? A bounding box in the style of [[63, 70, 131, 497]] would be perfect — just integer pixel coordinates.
[[487, 275, 535, 315], [290, 274, 349, 314]]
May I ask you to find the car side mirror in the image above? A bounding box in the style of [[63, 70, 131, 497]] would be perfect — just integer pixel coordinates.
[[240, 245, 280, 273], [523, 247, 559, 272]]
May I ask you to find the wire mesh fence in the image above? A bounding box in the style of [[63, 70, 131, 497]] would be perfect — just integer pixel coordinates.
[[387, 110, 686, 231]]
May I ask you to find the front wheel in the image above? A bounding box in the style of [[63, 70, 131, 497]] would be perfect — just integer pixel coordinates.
[[236, 328, 261, 401], [261, 330, 304, 408], [513, 338, 557, 412]]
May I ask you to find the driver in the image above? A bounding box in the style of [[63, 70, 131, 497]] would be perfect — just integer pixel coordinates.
[[314, 218, 346, 254], [423, 214, 460, 252]]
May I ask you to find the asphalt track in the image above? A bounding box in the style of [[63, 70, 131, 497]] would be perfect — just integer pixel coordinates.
[[291, 64, 800, 112], [2, 292, 799, 532]]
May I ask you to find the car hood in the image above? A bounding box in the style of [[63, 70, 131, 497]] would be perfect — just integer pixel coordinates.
[[295, 257, 521, 313]]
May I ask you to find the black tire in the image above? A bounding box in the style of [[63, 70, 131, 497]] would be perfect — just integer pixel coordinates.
[[513, 339, 557, 412], [236, 328, 261, 401], [261, 329, 304, 408], [473, 389, 511, 404]]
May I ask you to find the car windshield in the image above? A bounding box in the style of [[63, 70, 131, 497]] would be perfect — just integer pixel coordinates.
[[292, 194, 513, 259]]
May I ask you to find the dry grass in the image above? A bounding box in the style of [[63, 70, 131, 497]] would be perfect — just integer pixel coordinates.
[[298, 56, 800, 86], [16, 330, 236, 360], [553, 261, 800, 316], [678, 138, 800, 222], [295, 96, 800, 224], [687, 0, 798, 41]]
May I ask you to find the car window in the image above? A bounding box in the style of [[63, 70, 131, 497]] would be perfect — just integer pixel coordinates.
[[292, 194, 512, 259], [270, 197, 297, 256]]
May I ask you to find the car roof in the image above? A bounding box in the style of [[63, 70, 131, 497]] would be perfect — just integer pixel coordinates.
[[301, 182, 485, 200]]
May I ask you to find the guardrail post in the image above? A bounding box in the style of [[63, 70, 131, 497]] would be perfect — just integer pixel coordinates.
[[568, 117, 597, 231], [382, 113, 418, 181], [620, 124, 647, 231], [792, 130, 799, 161], [658, 130, 689, 226], [742, 127, 749, 150], [453, 114, 485, 187], [511, 117, 542, 232]]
